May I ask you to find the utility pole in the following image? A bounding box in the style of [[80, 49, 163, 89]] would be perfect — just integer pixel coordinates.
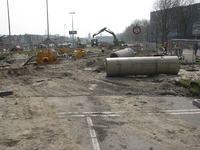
[[46, 0, 50, 48], [64, 24, 66, 43], [70, 12, 75, 46], [7, 0, 11, 51]]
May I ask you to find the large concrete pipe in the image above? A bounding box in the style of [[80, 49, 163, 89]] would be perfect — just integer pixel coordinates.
[[110, 48, 135, 57], [106, 56, 180, 77]]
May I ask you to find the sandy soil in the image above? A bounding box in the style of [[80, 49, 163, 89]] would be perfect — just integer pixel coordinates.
[[0, 45, 200, 149]]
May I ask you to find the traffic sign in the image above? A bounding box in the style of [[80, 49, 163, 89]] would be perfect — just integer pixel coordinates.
[[69, 31, 77, 34], [133, 26, 141, 35]]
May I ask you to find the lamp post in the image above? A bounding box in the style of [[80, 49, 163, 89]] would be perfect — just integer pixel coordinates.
[[7, 0, 11, 51], [64, 24, 66, 43], [46, 0, 50, 48], [69, 12, 75, 45]]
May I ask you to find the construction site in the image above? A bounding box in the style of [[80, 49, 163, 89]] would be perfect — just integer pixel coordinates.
[[0, 41, 200, 150]]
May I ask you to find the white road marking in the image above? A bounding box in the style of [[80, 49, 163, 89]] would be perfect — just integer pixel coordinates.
[[56, 111, 118, 115], [165, 109, 200, 115], [56, 112, 120, 117], [92, 138, 100, 150], [56, 112, 119, 150], [56, 114, 119, 118], [87, 117, 100, 150], [165, 109, 200, 112], [169, 112, 200, 115], [87, 116, 94, 126]]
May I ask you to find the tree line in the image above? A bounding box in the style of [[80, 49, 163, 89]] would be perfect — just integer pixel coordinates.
[[122, 0, 198, 45]]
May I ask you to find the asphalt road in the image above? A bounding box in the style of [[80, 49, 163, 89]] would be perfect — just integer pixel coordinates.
[[47, 95, 200, 150], [138, 96, 200, 128]]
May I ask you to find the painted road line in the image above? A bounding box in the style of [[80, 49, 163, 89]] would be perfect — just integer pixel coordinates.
[[87, 116, 93, 126], [56, 114, 119, 118], [87, 117, 100, 150], [56, 112, 79, 115], [56, 112, 120, 118], [56, 112, 119, 115], [165, 109, 200, 115], [165, 109, 200, 112], [169, 112, 200, 115], [92, 125, 109, 128]]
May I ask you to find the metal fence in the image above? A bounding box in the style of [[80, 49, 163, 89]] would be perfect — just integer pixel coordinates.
[[168, 39, 200, 56]]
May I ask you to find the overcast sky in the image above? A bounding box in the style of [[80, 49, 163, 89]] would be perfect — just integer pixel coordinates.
[[1, 0, 159, 38]]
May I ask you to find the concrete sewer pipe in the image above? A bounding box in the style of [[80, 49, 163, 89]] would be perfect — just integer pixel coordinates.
[[110, 48, 135, 57], [105, 56, 180, 77]]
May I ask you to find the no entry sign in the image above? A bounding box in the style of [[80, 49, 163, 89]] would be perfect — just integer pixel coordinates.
[[133, 26, 141, 35]]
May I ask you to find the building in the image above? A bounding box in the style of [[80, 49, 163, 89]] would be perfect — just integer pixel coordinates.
[[193, 21, 200, 37], [150, 3, 200, 43], [25, 34, 44, 46], [1, 34, 45, 48]]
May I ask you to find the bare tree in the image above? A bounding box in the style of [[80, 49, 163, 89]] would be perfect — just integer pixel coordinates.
[[123, 19, 150, 43], [176, 0, 198, 38], [142, 19, 150, 41], [150, 14, 160, 43], [152, 0, 180, 45]]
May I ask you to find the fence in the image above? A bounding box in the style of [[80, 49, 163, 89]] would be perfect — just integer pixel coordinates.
[[168, 39, 200, 57]]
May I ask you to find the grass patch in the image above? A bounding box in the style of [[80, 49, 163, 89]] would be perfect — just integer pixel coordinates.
[[176, 79, 200, 97], [190, 87, 199, 96], [179, 79, 191, 87], [0, 50, 38, 59]]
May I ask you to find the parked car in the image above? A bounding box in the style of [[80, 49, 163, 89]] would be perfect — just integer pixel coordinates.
[[10, 45, 23, 51], [38, 44, 46, 49]]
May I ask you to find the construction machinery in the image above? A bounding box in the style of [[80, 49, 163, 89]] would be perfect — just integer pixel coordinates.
[[22, 47, 85, 66], [92, 27, 125, 46], [57, 46, 70, 57], [71, 49, 86, 58], [91, 39, 98, 47], [36, 48, 60, 65], [57, 46, 86, 58]]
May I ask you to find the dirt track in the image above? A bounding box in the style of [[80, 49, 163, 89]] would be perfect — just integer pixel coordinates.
[[0, 46, 200, 149]]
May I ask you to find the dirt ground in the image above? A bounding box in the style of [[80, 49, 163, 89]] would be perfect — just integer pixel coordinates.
[[0, 45, 200, 150]]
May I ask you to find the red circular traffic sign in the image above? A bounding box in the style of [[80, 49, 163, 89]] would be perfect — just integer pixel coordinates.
[[133, 26, 141, 35]]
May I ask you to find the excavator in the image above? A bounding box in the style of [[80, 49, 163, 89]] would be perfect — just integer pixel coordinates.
[[91, 27, 126, 46]]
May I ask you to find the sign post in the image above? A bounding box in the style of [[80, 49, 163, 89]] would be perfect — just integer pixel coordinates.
[[133, 25, 141, 56]]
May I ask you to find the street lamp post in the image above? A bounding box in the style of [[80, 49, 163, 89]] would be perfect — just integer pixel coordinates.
[[69, 12, 75, 46], [7, 0, 11, 51], [64, 24, 66, 43], [46, 0, 50, 48]]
